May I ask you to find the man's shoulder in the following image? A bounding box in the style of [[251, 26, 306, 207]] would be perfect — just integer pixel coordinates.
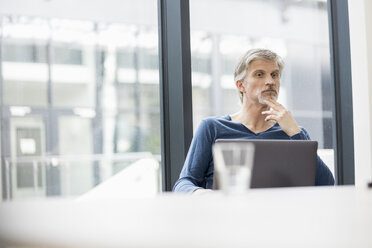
[[201, 115, 230, 126], [193, 116, 231, 140], [298, 126, 310, 135]]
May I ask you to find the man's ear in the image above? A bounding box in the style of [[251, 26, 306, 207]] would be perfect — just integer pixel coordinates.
[[236, 80, 246, 93]]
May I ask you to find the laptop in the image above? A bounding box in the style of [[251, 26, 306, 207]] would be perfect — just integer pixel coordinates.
[[213, 139, 318, 189]]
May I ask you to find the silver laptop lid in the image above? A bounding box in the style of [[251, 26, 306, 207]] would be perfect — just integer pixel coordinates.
[[214, 139, 318, 189]]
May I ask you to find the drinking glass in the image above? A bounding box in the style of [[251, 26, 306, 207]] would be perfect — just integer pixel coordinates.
[[213, 141, 255, 194]]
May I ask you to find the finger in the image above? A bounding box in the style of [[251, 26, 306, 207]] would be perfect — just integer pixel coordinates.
[[261, 110, 272, 115], [264, 100, 280, 112], [266, 98, 282, 108], [263, 99, 275, 107], [265, 115, 277, 122], [262, 110, 279, 117], [267, 98, 278, 103], [266, 99, 284, 111]]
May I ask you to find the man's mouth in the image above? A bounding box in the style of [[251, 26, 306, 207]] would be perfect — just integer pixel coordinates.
[[262, 89, 277, 94]]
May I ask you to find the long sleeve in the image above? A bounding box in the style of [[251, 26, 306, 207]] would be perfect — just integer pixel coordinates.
[[289, 127, 311, 140], [290, 127, 335, 185], [173, 119, 215, 193], [315, 156, 335, 185]]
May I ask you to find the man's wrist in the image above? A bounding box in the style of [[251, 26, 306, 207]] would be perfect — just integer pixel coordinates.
[[286, 127, 301, 137], [193, 188, 213, 195]]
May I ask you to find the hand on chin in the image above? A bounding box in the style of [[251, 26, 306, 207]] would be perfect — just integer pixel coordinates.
[[259, 94, 277, 105]]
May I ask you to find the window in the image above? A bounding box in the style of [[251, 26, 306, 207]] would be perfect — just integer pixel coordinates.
[[190, 0, 335, 175], [3, 43, 47, 63], [0, 0, 161, 200], [0, 0, 355, 198]]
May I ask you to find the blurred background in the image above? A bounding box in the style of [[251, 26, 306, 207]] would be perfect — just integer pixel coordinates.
[[0, 0, 334, 200]]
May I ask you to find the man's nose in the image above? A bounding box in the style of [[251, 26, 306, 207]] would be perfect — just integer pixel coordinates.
[[265, 76, 275, 85]]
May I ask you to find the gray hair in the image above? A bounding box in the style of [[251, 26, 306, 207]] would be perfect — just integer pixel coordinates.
[[234, 48, 284, 103]]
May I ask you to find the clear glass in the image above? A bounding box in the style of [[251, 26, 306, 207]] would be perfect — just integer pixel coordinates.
[[2, 16, 49, 106], [7, 116, 46, 199], [213, 141, 255, 194], [0, 0, 161, 200], [51, 20, 96, 108], [190, 0, 334, 175], [58, 115, 93, 196]]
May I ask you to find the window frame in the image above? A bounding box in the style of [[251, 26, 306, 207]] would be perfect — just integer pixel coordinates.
[[327, 0, 355, 184], [158, 0, 355, 190]]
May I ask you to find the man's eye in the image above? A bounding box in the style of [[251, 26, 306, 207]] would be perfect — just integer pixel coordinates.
[[272, 73, 278, 78], [257, 73, 263, 77]]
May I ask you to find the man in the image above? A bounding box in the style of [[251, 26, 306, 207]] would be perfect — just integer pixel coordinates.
[[173, 48, 335, 194]]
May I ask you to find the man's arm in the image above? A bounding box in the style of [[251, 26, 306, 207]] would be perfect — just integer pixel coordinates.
[[286, 126, 335, 185], [193, 188, 213, 194], [315, 156, 335, 185], [172, 119, 215, 193], [262, 99, 301, 136], [261, 102, 336, 186]]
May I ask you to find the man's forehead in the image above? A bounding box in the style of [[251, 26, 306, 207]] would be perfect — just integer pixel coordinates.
[[247, 59, 279, 71]]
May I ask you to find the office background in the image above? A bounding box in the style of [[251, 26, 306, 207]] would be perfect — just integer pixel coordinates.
[[0, 0, 370, 200]]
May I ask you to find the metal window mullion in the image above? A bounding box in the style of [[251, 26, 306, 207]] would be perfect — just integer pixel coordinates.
[[93, 23, 104, 186], [328, 0, 355, 185], [0, 17, 10, 199], [45, 22, 61, 195], [158, 0, 193, 191], [134, 31, 142, 152], [46, 22, 55, 155]]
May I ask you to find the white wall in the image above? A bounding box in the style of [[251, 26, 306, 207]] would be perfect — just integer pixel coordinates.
[[349, 0, 372, 186]]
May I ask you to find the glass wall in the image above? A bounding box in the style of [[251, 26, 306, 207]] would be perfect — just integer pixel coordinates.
[[0, 0, 161, 199], [2, 17, 49, 106], [190, 0, 334, 175]]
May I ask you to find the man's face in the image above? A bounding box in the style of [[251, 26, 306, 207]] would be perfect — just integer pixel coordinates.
[[241, 59, 280, 104]]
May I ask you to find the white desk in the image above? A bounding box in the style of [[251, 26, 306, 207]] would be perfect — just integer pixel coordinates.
[[0, 186, 371, 248]]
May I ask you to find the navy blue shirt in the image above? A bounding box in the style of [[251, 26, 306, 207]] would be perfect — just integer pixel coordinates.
[[173, 115, 335, 193]]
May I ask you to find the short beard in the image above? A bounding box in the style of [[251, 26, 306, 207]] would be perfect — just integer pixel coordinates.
[[258, 93, 278, 105]]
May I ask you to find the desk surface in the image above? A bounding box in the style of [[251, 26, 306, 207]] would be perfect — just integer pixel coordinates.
[[1, 186, 372, 248]]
